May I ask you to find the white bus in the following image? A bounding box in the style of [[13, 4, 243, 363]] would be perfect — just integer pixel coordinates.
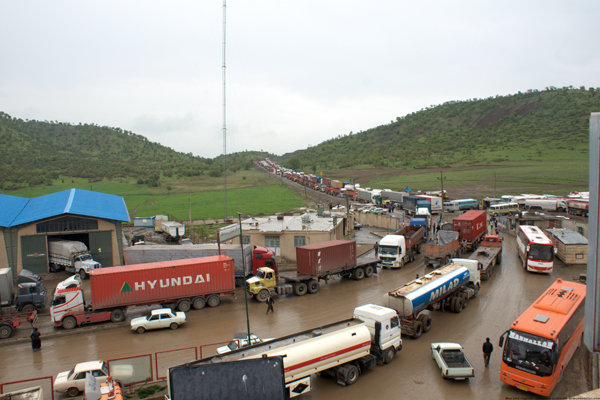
[[516, 225, 555, 273], [488, 202, 520, 215]]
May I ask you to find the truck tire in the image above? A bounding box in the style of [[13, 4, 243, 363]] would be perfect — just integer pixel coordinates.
[[383, 347, 396, 364], [79, 269, 88, 280], [496, 253, 502, 264], [110, 308, 126, 323], [352, 268, 365, 280], [454, 298, 464, 313], [256, 289, 270, 302], [420, 315, 432, 332], [192, 297, 206, 309], [67, 387, 80, 397], [364, 265, 375, 277], [0, 323, 14, 339], [345, 364, 360, 385], [20, 303, 35, 313], [207, 295, 221, 307], [450, 297, 458, 313], [412, 321, 423, 338], [307, 280, 320, 294], [62, 316, 77, 330], [294, 282, 308, 296], [177, 299, 191, 312]]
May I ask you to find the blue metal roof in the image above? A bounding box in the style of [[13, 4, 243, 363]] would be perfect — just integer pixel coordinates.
[[0, 189, 130, 227]]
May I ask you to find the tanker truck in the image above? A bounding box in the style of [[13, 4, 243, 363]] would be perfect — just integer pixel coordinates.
[[170, 304, 402, 398], [386, 259, 480, 338], [50, 256, 235, 329]]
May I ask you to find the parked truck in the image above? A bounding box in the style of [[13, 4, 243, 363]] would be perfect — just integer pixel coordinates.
[[247, 240, 379, 302], [48, 240, 102, 278], [378, 225, 425, 269], [386, 259, 481, 338], [453, 210, 487, 250], [422, 231, 462, 268], [468, 234, 503, 280], [123, 244, 277, 286], [403, 196, 431, 216], [0, 268, 44, 338], [50, 256, 235, 329], [181, 304, 402, 397], [567, 198, 589, 217]]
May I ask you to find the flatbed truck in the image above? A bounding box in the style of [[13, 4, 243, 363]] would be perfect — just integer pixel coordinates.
[[468, 234, 503, 280]]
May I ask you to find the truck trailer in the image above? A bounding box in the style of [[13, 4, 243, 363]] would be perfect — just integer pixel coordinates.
[[386, 259, 481, 338], [422, 231, 462, 268], [468, 235, 503, 280], [176, 304, 402, 397], [50, 256, 235, 329], [48, 240, 102, 278], [247, 240, 379, 302], [377, 225, 425, 269], [453, 210, 487, 250]]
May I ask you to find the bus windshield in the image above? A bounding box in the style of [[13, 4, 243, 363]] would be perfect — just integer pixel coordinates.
[[529, 244, 554, 261], [503, 330, 556, 377], [378, 245, 399, 256]]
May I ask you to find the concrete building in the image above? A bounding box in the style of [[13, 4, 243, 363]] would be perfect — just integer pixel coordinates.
[[0, 189, 130, 277], [234, 213, 344, 263]]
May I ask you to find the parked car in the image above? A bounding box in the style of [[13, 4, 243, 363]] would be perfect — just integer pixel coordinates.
[[130, 308, 186, 334], [431, 342, 474, 380], [216, 333, 270, 355], [354, 220, 362, 230], [54, 360, 109, 397]]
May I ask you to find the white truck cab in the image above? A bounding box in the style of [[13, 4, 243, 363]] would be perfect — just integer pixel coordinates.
[[354, 304, 402, 360], [377, 235, 406, 268], [450, 258, 481, 287]]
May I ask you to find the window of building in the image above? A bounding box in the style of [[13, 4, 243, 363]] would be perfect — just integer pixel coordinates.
[[265, 236, 280, 249], [294, 236, 306, 247], [36, 216, 98, 233], [242, 235, 251, 245]]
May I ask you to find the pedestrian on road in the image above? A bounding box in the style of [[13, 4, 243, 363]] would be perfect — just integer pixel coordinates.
[[482, 337, 493, 367], [266, 295, 275, 314], [30, 327, 41, 351]]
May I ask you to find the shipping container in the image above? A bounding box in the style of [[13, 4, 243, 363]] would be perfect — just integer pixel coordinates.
[[296, 240, 356, 276], [453, 210, 487, 249], [89, 256, 235, 310]]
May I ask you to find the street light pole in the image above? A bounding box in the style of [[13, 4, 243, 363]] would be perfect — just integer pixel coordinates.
[[238, 213, 251, 342]]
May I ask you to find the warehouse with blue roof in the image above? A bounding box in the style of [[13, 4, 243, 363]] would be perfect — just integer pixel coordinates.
[[0, 189, 130, 276]]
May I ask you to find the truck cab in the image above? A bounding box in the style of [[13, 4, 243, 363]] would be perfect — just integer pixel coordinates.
[[252, 246, 277, 276], [354, 304, 402, 361], [0, 269, 47, 312], [51, 285, 85, 327], [72, 252, 102, 278], [377, 235, 405, 268], [246, 267, 277, 302], [450, 258, 481, 288]]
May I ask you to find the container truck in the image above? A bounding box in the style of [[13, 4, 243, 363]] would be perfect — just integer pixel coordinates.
[[523, 198, 567, 212], [247, 240, 379, 302], [416, 195, 443, 214], [422, 231, 462, 268], [0, 268, 43, 338], [468, 234, 503, 280], [378, 225, 425, 269], [123, 244, 277, 286], [178, 304, 402, 397], [357, 188, 373, 203], [381, 190, 406, 205], [48, 240, 102, 278], [386, 259, 481, 338], [453, 210, 487, 250], [403, 196, 431, 215], [50, 256, 235, 329]]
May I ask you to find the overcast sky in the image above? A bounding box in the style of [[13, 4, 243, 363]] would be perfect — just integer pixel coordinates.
[[1, 1, 599, 159]]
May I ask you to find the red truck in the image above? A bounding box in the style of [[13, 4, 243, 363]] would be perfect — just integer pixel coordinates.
[[453, 210, 487, 250], [468, 234, 503, 280], [50, 256, 235, 329], [422, 230, 463, 268]]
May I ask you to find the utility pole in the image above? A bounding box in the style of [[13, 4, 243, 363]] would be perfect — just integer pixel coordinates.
[[439, 170, 446, 214], [222, 0, 228, 218]]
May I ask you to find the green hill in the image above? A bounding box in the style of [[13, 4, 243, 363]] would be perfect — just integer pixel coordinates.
[[279, 87, 600, 172]]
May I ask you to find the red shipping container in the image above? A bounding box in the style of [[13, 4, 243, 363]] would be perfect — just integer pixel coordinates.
[[296, 240, 356, 276], [89, 256, 235, 310], [453, 210, 487, 243]]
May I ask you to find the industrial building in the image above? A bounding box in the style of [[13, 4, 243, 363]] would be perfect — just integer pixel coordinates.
[[0, 188, 130, 276]]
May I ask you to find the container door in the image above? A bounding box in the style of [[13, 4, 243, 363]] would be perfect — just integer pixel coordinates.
[[21, 235, 48, 274], [89, 231, 114, 267]]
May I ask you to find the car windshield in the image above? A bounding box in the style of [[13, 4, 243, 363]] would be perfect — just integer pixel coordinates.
[[227, 341, 239, 351], [379, 245, 399, 256], [528, 244, 554, 261], [502, 330, 555, 377]]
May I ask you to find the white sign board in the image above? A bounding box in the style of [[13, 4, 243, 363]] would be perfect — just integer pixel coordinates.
[[218, 223, 241, 242]]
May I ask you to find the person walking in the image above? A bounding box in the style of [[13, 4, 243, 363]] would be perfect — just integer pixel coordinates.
[[482, 337, 493, 367], [266, 295, 275, 314], [30, 327, 41, 351]]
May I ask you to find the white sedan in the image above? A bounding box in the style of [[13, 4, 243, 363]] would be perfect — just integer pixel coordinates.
[[217, 333, 270, 354], [130, 308, 186, 334], [54, 360, 109, 397]]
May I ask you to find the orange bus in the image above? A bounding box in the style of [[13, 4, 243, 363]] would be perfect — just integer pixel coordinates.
[[498, 279, 586, 397]]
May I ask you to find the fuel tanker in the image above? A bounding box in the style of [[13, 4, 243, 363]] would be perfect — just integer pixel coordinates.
[[386, 259, 480, 338]]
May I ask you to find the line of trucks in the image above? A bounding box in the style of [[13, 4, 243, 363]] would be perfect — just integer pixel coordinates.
[[0, 268, 46, 338]]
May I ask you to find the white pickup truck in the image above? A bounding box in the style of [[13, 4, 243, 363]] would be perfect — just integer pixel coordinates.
[[431, 342, 474, 380]]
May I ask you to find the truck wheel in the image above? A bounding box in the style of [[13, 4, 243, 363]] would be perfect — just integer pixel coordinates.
[[421, 315, 432, 332], [454, 298, 464, 313], [345, 364, 360, 385], [170, 322, 179, 330], [364, 265, 374, 277], [412, 321, 423, 338], [294, 282, 308, 296], [496, 253, 502, 264], [383, 347, 396, 364], [352, 268, 365, 280], [177, 300, 191, 312], [307, 280, 320, 294], [0, 323, 14, 339], [192, 297, 206, 309], [79, 269, 88, 280], [207, 295, 221, 307], [62, 316, 77, 330], [256, 289, 270, 302], [450, 297, 458, 313], [20, 303, 35, 313], [66, 387, 80, 397], [110, 308, 126, 323]]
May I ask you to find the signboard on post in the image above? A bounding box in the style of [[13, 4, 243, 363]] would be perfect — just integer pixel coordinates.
[[585, 112, 600, 353], [218, 223, 241, 243]]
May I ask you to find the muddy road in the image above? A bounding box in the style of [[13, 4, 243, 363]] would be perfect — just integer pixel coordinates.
[[0, 233, 591, 399]]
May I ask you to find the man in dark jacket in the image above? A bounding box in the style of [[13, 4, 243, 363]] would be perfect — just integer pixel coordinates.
[[266, 295, 275, 314], [482, 337, 493, 367], [30, 327, 41, 351]]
